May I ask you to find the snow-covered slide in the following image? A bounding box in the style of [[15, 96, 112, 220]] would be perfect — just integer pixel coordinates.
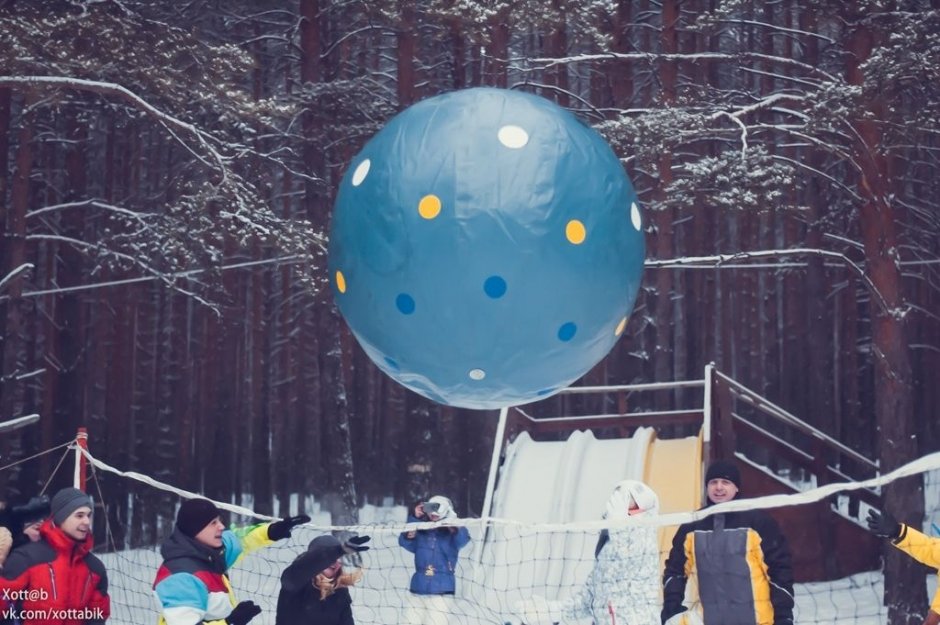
[[480, 427, 701, 599]]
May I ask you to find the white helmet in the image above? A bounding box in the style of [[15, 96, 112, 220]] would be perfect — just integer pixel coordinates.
[[426, 495, 455, 520], [604, 480, 659, 519]]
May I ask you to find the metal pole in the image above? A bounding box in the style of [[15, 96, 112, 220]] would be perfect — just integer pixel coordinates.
[[703, 363, 714, 447], [480, 406, 508, 521], [74, 427, 88, 490], [476, 406, 509, 565]]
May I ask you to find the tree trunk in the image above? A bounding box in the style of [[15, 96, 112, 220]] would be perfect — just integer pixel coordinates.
[[486, 19, 509, 87], [610, 1, 634, 107], [0, 91, 34, 497], [397, 1, 416, 108], [847, 18, 924, 625], [52, 109, 90, 440], [299, 0, 324, 223], [320, 305, 358, 523], [545, 1, 569, 107], [652, 0, 677, 407]]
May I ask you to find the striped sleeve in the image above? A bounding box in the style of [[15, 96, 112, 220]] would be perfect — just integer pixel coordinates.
[[154, 572, 209, 625], [225, 524, 275, 568]]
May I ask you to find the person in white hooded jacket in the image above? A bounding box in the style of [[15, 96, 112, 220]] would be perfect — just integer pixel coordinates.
[[560, 480, 662, 625], [514, 480, 662, 625]]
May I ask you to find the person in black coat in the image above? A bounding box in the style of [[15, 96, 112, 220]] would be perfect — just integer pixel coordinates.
[[276, 533, 371, 625]]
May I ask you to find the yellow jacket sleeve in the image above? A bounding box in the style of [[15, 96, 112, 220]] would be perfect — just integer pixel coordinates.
[[237, 522, 276, 555], [893, 525, 940, 613], [224, 523, 275, 568]]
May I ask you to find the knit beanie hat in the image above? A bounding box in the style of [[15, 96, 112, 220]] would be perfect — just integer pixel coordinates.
[[705, 459, 741, 489], [306, 535, 345, 573], [50, 487, 93, 526], [176, 498, 222, 538]]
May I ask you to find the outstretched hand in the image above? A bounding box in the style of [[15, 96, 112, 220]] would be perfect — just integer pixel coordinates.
[[343, 534, 371, 553], [226, 600, 261, 625], [866, 509, 901, 539], [268, 514, 312, 541]]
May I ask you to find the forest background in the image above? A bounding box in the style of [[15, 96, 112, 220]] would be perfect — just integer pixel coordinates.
[[0, 0, 939, 619]]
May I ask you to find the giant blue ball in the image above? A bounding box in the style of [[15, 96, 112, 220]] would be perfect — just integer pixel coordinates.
[[328, 88, 645, 409]]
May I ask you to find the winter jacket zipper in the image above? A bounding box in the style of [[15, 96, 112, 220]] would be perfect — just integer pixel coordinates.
[[47, 564, 57, 600], [81, 573, 92, 604]]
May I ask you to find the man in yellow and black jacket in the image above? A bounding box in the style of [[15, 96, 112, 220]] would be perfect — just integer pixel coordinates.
[[661, 460, 795, 625], [867, 509, 940, 625]]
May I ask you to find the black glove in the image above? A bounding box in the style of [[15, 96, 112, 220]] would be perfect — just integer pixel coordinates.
[[343, 534, 371, 553], [11, 495, 50, 524], [866, 509, 902, 539], [268, 514, 311, 541], [226, 600, 261, 625]]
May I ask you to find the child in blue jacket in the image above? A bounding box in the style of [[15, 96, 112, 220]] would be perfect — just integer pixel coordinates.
[[398, 495, 471, 625]]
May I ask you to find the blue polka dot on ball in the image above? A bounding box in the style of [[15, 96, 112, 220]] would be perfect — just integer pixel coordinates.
[[484, 276, 507, 299], [329, 87, 645, 409]]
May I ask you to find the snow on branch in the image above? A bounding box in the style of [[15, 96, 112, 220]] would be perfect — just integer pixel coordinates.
[[0, 75, 227, 180], [715, 111, 748, 159], [0, 255, 307, 303], [646, 247, 890, 314], [529, 52, 837, 81], [714, 93, 809, 121], [26, 198, 152, 224], [714, 19, 836, 44], [0, 264, 34, 294], [24, 233, 216, 309]]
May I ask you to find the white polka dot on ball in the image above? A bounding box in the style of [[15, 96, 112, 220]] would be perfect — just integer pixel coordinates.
[[498, 125, 529, 149], [468, 368, 486, 381], [351, 159, 371, 186], [631, 202, 642, 231]]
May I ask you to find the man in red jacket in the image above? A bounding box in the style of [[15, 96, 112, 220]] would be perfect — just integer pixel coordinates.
[[0, 487, 109, 624]]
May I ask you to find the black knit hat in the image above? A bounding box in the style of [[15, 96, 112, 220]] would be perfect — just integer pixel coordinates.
[[50, 488, 93, 526], [176, 499, 222, 538], [705, 459, 741, 489], [306, 535, 345, 572]]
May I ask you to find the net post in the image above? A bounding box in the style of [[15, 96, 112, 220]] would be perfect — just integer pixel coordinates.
[[74, 427, 88, 490], [702, 362, 714, 462], [480, 406, 509, 520], [476, 406, 509, 564]]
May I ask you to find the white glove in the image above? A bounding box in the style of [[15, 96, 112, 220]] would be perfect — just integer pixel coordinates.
[[511, 596, 563, 625], [664, 610, 704, 625]]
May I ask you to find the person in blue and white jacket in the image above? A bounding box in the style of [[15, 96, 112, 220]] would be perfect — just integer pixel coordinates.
[[562, 480, 662, 625], [153, 498, 309, 625], [514, 480, 662, 625], [398, 495, 471, 625]]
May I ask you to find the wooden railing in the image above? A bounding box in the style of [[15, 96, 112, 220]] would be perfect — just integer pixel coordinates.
[[503, 378, 706, 444], [484, 365, 883, 580], [710, 368, 880, 515], [495, 365, 880, 518]]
